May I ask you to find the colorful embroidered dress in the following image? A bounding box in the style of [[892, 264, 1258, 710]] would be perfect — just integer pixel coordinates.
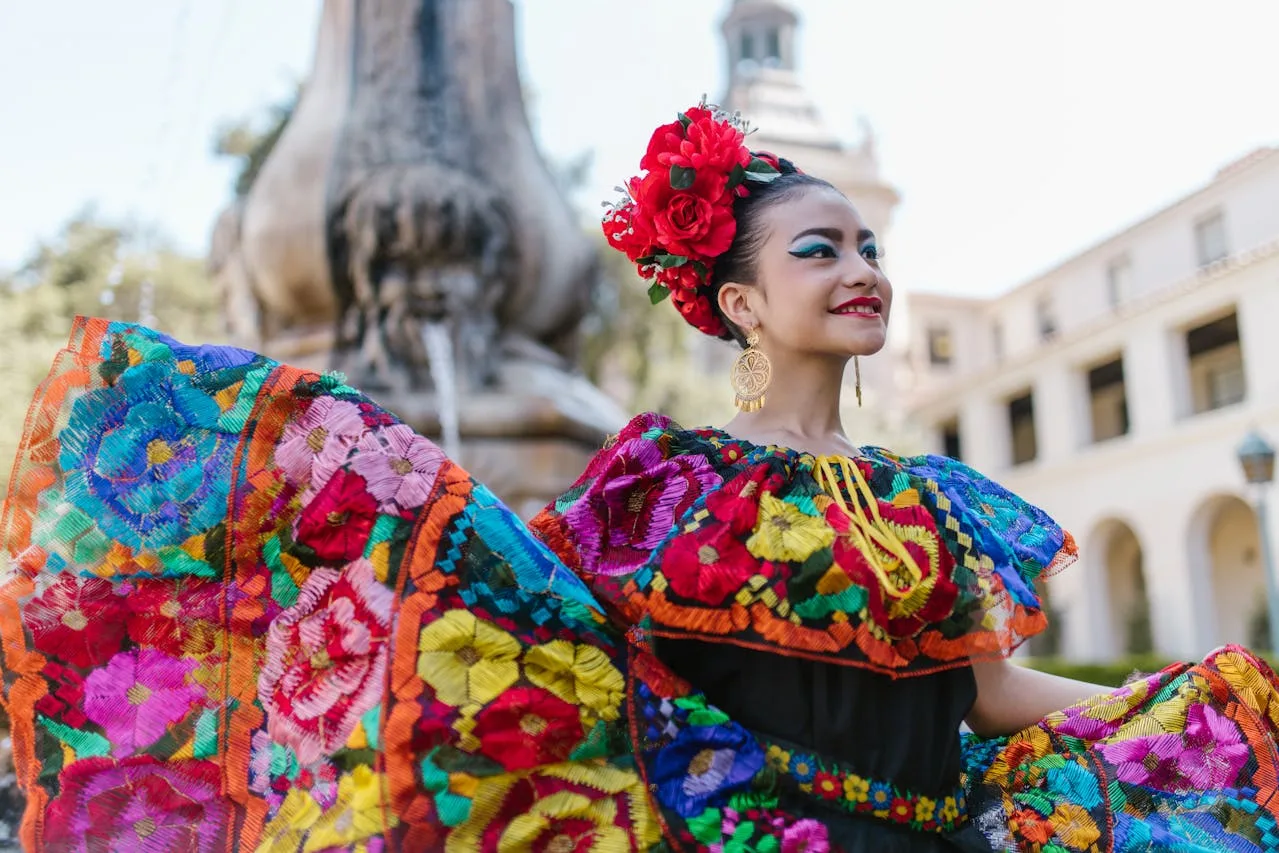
[[1, 318, 1277, 852]]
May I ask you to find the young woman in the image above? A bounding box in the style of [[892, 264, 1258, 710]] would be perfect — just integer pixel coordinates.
[[1, 104, 1276, 852]]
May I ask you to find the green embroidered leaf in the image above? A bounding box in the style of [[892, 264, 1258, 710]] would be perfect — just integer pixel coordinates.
[[687, 807, 723, 844]]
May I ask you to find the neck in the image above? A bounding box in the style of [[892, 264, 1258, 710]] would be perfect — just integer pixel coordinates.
[[725, 350, 852, 449]]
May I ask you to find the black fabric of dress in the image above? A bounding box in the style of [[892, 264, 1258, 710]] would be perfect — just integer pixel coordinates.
[[657, 639, 996, 852]]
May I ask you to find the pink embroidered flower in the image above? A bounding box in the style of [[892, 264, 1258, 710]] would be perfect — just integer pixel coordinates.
[[348, 424, 445, 515], [276, 397, 367, 492], [44, 756, 226, 851], [1101, 732, 1183, 787], [24, 574, 127, 668], [1176, 704, 1249, 789], [565, 435, 722, 577], [83, 648, 206, 756], [260, 558, 393, 764], [781, 818, 830, 853]]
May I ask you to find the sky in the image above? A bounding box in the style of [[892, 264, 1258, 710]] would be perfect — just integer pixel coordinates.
[[1, 1, 1277, 299]]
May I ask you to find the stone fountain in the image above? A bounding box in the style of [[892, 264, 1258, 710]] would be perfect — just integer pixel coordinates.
[[209, 0, 625, 517]]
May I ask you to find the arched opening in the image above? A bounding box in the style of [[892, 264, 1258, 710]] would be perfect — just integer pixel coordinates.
[[1189, 494, 1267, 648], [1089, 519, 1152, 657]]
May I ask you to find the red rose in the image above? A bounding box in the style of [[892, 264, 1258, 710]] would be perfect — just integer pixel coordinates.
[[602, 178, 657, 263], [670, 288, 727, 338], [634, 169, 735, 261], [641, 117, 690, 172]]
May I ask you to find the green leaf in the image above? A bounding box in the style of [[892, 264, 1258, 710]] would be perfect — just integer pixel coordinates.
[[744, 159, 782, 183], [648, 283, 671, 305], [669, 165, 696, 189], [678, 112, 692, 129], [726, 163, 746, 190], [658, 254, 689, 269]]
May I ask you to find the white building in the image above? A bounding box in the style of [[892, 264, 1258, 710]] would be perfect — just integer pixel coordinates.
[[905, 146, 1279, 662]]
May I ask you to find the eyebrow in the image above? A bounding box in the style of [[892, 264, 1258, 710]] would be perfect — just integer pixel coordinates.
[[790, 227, 877, 244]]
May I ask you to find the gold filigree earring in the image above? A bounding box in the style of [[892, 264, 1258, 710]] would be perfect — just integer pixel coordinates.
[[731, 328, 771, 412], [854, 356, 862, 408]]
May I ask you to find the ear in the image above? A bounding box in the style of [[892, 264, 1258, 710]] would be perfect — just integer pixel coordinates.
[[716, 281, 759, 332]]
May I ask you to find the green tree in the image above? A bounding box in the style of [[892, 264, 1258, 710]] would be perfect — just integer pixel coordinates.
[[212, 87, 298, 197], [0, 213, 224, 490]]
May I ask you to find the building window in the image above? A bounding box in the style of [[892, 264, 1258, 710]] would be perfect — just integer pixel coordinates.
[[940, 419, 962, 461], [1088, 356, 1129, 443], [740, 31, 756, 62], [1185, 310, 1246, 414], [764, 27, 781, 61], [1195, 211, 1228, 268], [1106, 256, 1132, 309], [927, 326, 953, 366], [1008, 391, 1037, 466], [1036, 296, 1057, 342]]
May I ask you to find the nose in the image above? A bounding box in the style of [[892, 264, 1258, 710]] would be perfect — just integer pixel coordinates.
[[840, 250, 880, 290]]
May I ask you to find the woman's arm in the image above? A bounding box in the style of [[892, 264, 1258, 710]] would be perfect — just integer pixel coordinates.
[[965, 658, 1109, 738]]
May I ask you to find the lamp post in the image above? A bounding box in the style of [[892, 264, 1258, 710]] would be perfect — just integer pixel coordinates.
[[1237, 429, 1278, 651]]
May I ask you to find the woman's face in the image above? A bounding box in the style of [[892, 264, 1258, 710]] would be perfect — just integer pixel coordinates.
[[730, 185, 891, 360]]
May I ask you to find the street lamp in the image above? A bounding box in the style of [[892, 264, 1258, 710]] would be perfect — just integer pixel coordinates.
[[1237, 429, 1278, 652]]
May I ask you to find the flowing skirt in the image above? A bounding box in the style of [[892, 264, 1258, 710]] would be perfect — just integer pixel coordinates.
[[0, 318, 1276, 852]]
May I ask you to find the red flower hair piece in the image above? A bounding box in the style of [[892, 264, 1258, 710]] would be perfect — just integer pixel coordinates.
[[603, 100, 783, 337]]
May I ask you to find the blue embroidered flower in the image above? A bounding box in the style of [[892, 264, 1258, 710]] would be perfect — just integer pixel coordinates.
[[650, 722, 765, 818], [59, 360, 233, 555], [868, 781, 894, 810], [789, 752, 817, 783]]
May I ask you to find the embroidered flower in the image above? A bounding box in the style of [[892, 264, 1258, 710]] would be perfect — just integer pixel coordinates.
[[293, 469, 380, 564], [417, 609, 521, 707], [523, 640, 625, 724], [843, 775, 869, 804], [349, 424, 445, 515], [276, 397, 367, 493], [765, 744, 792, 773], [651, 722, 765, 818], [780, 818, 830, 853], [59, 361, 234, 552], [1011, 807, 1055, 845], [812, 771, 841, 800], [260, 558, 393, 764], [25, 574, 127, 668], [915, 795, 937, 824], [1048, 802, 1101, 848], [789, 753, 817, 784], [1176, 703, 1249, 788], [34, 661, 89, 728], [82, 648, 206, 756], [663, 525, 761, 606], [473, 686, 583, 770], [44, 756, 227, 852], [124, 578, 220, 657], [1101, 732, 1184, 787], [868, 781, 893, 812], [747, 494, 834, 563], [300, 764, 393, 849], [565, 435, 721, 577], [706, 464, 783, 536], [890, 797, 913, 823], [939, 796, 960, 823], [826, 500, 958, 639]]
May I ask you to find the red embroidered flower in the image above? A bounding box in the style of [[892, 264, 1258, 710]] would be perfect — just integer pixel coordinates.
[[633, 168, 735, 262], [294, 468, 380, 564], [890, 797, 914, 823], [44, 756, 227, 852], [663, 525, 761, 606], [473, 686, 583, 771], [24, 575, 127, 668], [670, 287, 727, 338], [706, 465, 783, 536], [827, 500, 958, 639], [259, 558, 393, 764], [813, 771, 842, 800], [1011, 808, 1055, 844], [34, 661, 88, 728], [125, 579, 221, 657]]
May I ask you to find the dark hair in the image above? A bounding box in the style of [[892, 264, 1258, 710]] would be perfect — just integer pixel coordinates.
[[708, 156, 838, 346]]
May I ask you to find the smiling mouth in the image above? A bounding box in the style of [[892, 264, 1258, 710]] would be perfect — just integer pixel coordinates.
[[831, 300, 883, 317]]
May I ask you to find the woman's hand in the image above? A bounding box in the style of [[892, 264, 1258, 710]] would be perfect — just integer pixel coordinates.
[[966, 658, 1108, 738]]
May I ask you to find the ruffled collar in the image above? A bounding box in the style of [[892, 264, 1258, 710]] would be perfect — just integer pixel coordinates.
[[536, 413, 1075, 677]]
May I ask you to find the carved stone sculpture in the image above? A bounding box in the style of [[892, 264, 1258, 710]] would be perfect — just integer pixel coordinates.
[[209, 0, 624, 515]]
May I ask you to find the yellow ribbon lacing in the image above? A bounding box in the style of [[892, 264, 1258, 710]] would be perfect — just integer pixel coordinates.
[[814, 455, 925, 601]]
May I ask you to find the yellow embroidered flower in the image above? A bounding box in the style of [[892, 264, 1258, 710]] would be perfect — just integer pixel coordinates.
[[255, 789, 321, 853], [1049, 803, 1100, 848], [301, 765, 396, 852], [939, 796, 960, 823], [523, 640, 625, 722], [747, 494, 835, 563], [417, 610, 521, 707], [843, 775, 869, 803], [766, 744, 792, 773], [915, 795, 936, 824]]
